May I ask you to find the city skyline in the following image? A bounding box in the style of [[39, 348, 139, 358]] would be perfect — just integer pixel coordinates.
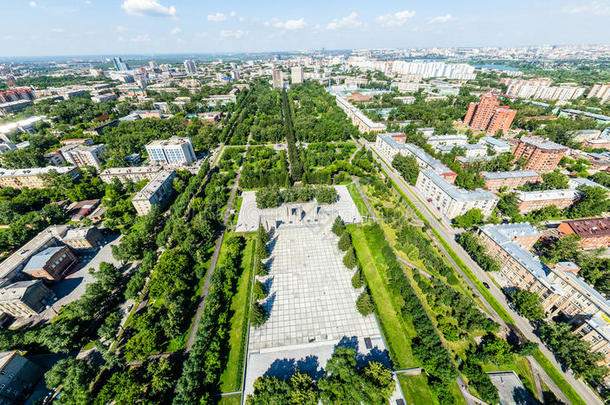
[[1, 0, 610, 57]]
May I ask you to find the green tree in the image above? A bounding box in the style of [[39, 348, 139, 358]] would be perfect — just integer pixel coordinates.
[[351, 268, 363, 288], [356, 291, 374, 316], [253, 280, 268, 301], [569, 186, 609, 218], [332, 216, 346, 236], [392, 154, 419, 185], [343, 248, 357, 269], [251, 302, 268, 328], [453, 208, 484, 228], [338, 232, 352, 251], [45, 358, 96, 405], [512, 290, 545, 321], [255, 257, 268, 276]]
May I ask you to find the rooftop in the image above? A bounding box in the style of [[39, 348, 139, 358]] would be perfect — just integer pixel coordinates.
[[482, 170, 540, 180], [132, 170, 175, 200], [0, 166, 77, 178], [23, 246, 65, 272], [479, 136, 512, 148], [519, 137, 568, 151], [421, 169, 499, 202], [0, 280, 42, 301], [517, 189, 580, 202], [561, 217, 610, 238], [568, 177, 609, 191]]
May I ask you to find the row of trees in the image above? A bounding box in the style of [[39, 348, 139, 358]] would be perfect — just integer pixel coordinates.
[[247, 346, 396, 404], [255, 185, 338, 209], [281, 90, 304, 181], [251, 226, 270, 328], [458, 230, 501, 272]]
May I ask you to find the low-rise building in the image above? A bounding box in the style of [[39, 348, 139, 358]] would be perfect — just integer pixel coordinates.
[[62, 226, 104, 250], [145, 136, 196, 165], [0, 351, 44, 401], [336, 95, 386, 134], [438, 143, 487, 158], [0, 166, 78, 189], [567, 177, 609, 191], [482, 170, 541, 192], [100, 166, 163, 184], [558, 217, 610, 250], [516, 189, 580, 213], [22, 246, 77, 282], [0, 99, 33, 116], [425, 134, 468, 149], [415, 169, 499, 219], [67, 199, 100, 222], [132, 170, 176, 215], [0, 280, 53, 318], [478, 136, 512, 154]]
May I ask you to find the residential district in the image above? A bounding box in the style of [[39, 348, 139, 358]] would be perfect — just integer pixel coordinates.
[[0, 46, 608, 405]]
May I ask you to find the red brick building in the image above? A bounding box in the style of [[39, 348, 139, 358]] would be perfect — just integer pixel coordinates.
[[22, 246, 77, 282], [463, 93, 516, 134], [558, 217, 610, 249], [512, 137, 568, 173]]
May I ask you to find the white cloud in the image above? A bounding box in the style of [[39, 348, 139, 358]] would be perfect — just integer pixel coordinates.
[[265, 18, 307, 30], [3, 35, 14, 40], [428, 14, 455, 24], [562, 1, 610, 16], [376, 9, 415, 27], [170, 27, 181, 35], [121, 0, 176, 17], [51, 28, 65, 33], [327, 12, 362, 30], [220, 29, 247, 39], [230, 11, 236, 17], [208, 12, 227, 22], [131, 34, 151, 42], [29, 1, 37, 7], [116, 25, 128, 32]]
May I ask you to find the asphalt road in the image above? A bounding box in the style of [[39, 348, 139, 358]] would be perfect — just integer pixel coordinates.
[[367, 142, 602, 405]]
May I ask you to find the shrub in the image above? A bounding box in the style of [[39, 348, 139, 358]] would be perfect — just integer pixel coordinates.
[[253, 280, 268, 301], [351, 269, 363, 289], [356, 291, 374, 316], [343, 248, 357, 269], [315, 186, 338, 204], [254, 258, 267, 276], [251, 303, 268, 328], [256, 186, 281, 209], [256, 241, 269, 259], [332, 216, 346, 236], [338, 232, 352, 251]]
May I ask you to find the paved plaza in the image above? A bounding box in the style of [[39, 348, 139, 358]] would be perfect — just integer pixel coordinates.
[[249, 225, 379, 352], [235, 185, 362, 232]]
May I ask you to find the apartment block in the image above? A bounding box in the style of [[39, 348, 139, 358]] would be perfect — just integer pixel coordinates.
[[100, 166, 163, 184], [62, 226, 104, 251], [588, 83, 610, 104], [425, 134, 468, 150], [375, 133, 456, 182], [512, 137, 568, 173], [0, 280, 53, 318], [502, 78, 586, 101], [482, 170, 541, 192], [0, 351, 44, 402], [478, 136, 513, 154], [558, 217, 610, 250], [463, 93, 516, 134], [132, 170, 176, 216], [574, 317, 610, 370], [438, 143, 487, 158], [415, 169, 499, 219], [291, 66, 303, 84], [336, 95, 386, 134], [0, 166, 78, 189], [516, 189, 580, 213], [59, 143, 106, 170], [272, 68, 283, 89], [145, 137, 196, 165]]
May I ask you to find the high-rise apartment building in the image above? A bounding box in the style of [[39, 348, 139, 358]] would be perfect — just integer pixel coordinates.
[[502, 78, 586, 101], [463, 93, 516, 134], [588, 83, 610, 104], [112, 57, 130, 72], [272, 68, 283, 89], [184, 59, 197, 75], [145, 136, 196, 165], [512, 137, 568, 173], [291, 66, 303, 84], [59, 143, 106, 170]]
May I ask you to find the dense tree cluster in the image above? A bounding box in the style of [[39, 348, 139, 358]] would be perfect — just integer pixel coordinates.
[[247, 346, 395, 405], [458, 230, 501, 272], [511, 289, 545, 321], [392, 154, 419, 185], [239, 147, 290, 189], [281, 90, 304, 180], [255, 185, 338, 208], [452, 208, 484, 229]]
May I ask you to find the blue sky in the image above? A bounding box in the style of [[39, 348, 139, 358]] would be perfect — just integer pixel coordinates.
[[1, 0, 609, 56]]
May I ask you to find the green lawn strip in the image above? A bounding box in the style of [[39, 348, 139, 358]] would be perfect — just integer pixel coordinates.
[[218, 393, 242, 405], [533, 349, 587, 405], [380, 168, 516, 326], [349, 226, 417, 368], [397, 374, 438, 405], [449, 381, 468, 405], [481, 357, 538, 401], [346, 183, 369, 217], [219, 233, 256, 392]]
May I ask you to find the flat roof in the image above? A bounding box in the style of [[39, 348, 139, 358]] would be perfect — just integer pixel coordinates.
[[421, 169, 498, 202], [519, 137, 568, 151], [482, 170, 540, 180], [562, 217, 610, 238], [517, 189, 580, 202]]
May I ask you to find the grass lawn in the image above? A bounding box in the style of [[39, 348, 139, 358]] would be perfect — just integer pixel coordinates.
[[398, 374, 438, 405], [533, 349, 587, 405], [481, 357, 538, 401], [219, 233, 256, 392], [349, 225, 417, 368], [346, 183, 369, 218], [218, 393, 242, 405]]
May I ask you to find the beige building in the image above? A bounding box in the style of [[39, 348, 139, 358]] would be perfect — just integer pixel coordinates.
[[132, 170, 176, 215], [100, 166, 163, 184], [62, 226, 104, 250], [574, 317, 610, 373], [336, 95, 386, 134], [0, 280, 53, 318], [0, 166, 78, 189], [58, 143, 106, 170], [516, 189, 580, 213], [482, 170, 541, 192]]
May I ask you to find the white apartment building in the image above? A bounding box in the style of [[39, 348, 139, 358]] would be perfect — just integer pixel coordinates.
[[291, 66, 303, 84], [502, 78, 586, 101], [438, 143, 487, 158], [587, 83, 610, 104], [0, 166, 78, 189], [99, 166, 163, 184], [415, 169, 499, 219], [145, 136, 196, 165], [131, 170, 176, 216], [336, 95, 386, 134], [59, 143, 106, 170], [425, 134, 468, 150], [478, 136, 513, 154]]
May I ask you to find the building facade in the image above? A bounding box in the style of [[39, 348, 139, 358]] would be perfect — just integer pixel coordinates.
[[132, 170, 176, 216], [291, 66, 303, 84], [145, 137, 196, 165], [512, 137, 568, 173], [463, 93, 516, 134], [59, 143, 106, 170], [0, 280, 54, 318], [0, 166, 78, 189], [62, 226, 104, 251], [272, 68, 283, 89], [482, 170, 541, 192], [22, 246, 77, 282], [516, 189, 580, 213], [336, 95, 386, 134], [588, 83, 610, 104], [0, 351, 44, 402]]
